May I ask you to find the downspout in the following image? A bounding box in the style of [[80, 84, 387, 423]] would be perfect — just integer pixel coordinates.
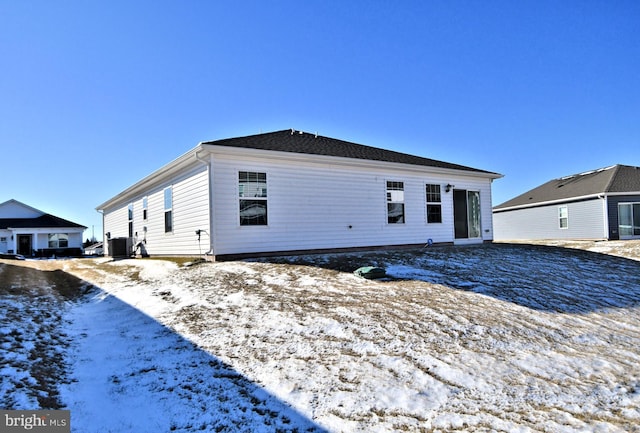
[[96, 209, 105, 255], [195, 147, 215, 258], [599, 194, 609, 240]]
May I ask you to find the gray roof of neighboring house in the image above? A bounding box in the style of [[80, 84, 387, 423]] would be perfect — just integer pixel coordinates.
[[202, 129, 500, 175], [494, 164, 640, 211], [0, 214, 86, 230]]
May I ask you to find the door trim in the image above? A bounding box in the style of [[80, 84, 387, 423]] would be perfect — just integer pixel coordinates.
[[17, 234, 33, 256]]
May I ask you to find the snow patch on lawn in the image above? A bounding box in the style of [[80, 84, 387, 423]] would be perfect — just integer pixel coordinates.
[[3, 242, 640, 432]]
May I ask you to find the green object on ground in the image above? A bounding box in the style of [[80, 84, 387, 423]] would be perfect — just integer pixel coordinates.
[[354, 266, 386, 279]]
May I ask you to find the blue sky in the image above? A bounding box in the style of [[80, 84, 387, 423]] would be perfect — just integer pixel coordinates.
[[1, 1, 638, 239]]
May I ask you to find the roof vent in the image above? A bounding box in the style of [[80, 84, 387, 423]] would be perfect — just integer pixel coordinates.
[[291, 128, 295, 135]]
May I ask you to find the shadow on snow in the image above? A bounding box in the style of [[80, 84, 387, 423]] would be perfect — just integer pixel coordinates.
[[0, 263, 328, 433], [261, 243, 640, 314]]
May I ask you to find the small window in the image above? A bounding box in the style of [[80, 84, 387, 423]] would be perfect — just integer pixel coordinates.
[[0, 237, 7, 242], [426, 184, 442, 223], [164, 187, 173, 233], [387, 181, 405, 224], [48, 233, 68, 248], [128, 203, 134, 237], [559, 206, 568, 229], [239, 171, 268, 226], [142, 197, 148, 220]]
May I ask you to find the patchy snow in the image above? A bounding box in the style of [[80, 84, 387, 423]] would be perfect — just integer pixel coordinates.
[[2, 241, 640, 432]]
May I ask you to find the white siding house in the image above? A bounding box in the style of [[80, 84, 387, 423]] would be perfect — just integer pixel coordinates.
[[97, 130, 502, 259], [494, 165, 640, 241], [0, 199, 86, 257]]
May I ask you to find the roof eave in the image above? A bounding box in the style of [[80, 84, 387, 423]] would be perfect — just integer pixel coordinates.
[[203, 144, 503, 179], [96, 146, 203, 211], [493, 193, 605, 212], [6, 225, 87, 230]]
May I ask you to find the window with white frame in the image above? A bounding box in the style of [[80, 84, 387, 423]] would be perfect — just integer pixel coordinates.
[[387, 181, 405, 224], [142, 197, 148, 220], [239, 171, 268, 226], [559, 205, 568, 229], [128, 203, 134, 237], [164, 187, 173, 233], [426, 184, 442, 223], [48, 233, 68, 248]]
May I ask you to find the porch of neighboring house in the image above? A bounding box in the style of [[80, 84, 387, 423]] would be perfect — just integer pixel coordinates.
[[0, 230, 83, 257]]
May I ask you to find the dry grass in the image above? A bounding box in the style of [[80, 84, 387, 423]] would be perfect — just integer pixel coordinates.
[[0, 260, 92, 409]]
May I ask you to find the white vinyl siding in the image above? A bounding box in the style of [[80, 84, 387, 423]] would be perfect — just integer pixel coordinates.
[[212, 153, 495, 256], [100, 146, 497, 258], [493, 198, 606, 240], [103, 164, 209, 256]]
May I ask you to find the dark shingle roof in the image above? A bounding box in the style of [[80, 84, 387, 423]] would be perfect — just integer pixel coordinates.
[[202, 129, 498, 175], [494, 165, 640, 210], [0, 214, 86, 230]]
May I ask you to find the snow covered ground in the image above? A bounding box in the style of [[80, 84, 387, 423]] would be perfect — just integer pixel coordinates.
[[2, 241, 640, 432]]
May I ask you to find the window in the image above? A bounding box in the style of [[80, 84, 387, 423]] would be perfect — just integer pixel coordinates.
[[618, 203, 640, 238], [48, 233, 68, 248], [164, 187, 173, 233], [387, 181, 405, 224], [239, 171, 267, 226], [0, 237, 6, 242], [142, 197, 148, 220], [559, 206, 568, 229], [128, 203, 134, 237], [426, 184, 442, 223]]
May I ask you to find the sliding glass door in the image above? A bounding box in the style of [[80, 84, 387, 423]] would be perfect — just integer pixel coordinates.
[[454, 190, 482, 239], [619, 203, 640, 239]]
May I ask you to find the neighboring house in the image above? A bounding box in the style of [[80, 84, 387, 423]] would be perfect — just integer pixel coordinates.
[[493, 164, 640, 241], [84, 242, 104, 256], [97, 129, 502, 259], [0, 199, 87, 257]]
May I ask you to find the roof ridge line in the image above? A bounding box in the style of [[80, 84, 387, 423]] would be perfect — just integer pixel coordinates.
[[603, 164, 621, 193]]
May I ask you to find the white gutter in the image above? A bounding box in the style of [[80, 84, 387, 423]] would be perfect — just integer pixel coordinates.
[[495, 190, 640, 213], [493, 193, 605, 213], [201, 144, 503, 181]]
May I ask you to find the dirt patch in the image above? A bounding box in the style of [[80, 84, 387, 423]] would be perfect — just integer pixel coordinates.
[[0, 262, 93, 409]]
